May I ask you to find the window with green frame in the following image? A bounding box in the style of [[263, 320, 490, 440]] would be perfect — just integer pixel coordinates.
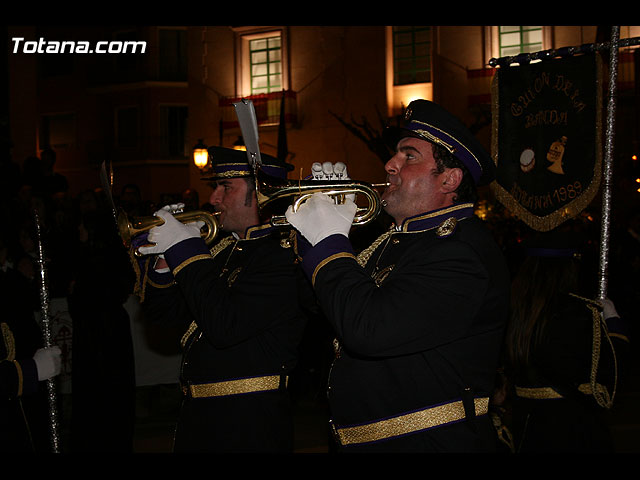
[[392, 26, 431, 85], [249, 35, 282, 94], [499, 26, 543, 57]]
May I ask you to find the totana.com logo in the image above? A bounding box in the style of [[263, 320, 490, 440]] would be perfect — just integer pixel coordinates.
[[11, 37, 147, 54]]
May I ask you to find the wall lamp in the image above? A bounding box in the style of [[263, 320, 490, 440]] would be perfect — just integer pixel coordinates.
[[193, 138, 209, 170]]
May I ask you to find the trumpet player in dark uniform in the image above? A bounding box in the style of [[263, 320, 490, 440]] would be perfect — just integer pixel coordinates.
[[286, 99, 510, 452], [135, 147, 307, 453]]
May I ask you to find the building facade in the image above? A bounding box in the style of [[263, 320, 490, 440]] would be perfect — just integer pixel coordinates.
[[6, 25, 639, 209]]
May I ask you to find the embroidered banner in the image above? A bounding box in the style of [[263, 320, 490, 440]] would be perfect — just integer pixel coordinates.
[[491, 53, 603, 231]]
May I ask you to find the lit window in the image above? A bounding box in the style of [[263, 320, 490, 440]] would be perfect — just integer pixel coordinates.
[[234, 28, 288, 98], [249, 34, 282, 94], [392, 26, 431, 85], [499, 26, 543, 57]]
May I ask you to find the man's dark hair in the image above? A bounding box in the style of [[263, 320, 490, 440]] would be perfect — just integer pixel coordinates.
[[431, 143, 477, 204]]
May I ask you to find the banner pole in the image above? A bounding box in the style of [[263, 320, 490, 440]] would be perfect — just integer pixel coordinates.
[[597, 26, 620, 301], [34, 210, 61, 453]]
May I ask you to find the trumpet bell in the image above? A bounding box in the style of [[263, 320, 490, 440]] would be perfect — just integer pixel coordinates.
[[118, 209, 221, 256]]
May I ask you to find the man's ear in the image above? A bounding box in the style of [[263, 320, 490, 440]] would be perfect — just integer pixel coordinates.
[[441, 168, 463, 193]]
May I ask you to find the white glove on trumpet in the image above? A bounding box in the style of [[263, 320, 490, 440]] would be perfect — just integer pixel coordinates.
[[137, 203, 205, 256], [285, 193, 357, 246], [286, 161, 357, 246], [311, 161, 349, 180]]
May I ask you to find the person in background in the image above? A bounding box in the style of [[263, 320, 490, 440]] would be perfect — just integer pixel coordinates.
[[504, 229, 630, 452], [68, 206, 136, 452], [1, 229, 62, 452]]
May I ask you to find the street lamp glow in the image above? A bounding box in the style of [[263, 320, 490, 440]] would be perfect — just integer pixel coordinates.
[[193, 139, 209, 169]]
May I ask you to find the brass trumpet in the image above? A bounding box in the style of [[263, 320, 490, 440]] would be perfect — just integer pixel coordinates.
[[118, 209, 221, 256], [253, 168, 389, 227]]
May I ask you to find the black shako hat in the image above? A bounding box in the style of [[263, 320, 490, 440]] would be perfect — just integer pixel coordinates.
[[383, 99, 495, 186], [201, 146, 294, 181]]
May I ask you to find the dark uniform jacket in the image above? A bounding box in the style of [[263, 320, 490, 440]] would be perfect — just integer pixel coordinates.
[[510, 293, 630, 452], [140, 224, 307, 453], [1, 267, 50, 452], [299, 203, 510, 452]]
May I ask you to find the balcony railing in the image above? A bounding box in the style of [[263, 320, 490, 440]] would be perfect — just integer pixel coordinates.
[[219, 90, 297, 130]]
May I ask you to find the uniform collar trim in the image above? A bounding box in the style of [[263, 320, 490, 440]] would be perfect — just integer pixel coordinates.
[[398, 203, 475, 233], [241, 222, 276, 240]]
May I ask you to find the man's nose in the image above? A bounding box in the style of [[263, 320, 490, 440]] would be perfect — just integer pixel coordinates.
[[209, 187, 222, 205], [384, 154, 400, 175]]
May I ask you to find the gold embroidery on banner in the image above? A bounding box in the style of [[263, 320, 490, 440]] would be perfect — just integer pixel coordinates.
[[334, 397, 489, 446], [490, 55, 604, 232]]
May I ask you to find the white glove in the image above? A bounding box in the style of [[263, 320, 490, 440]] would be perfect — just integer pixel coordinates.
[[602, 298, 619, 319], [311, 162, 324, 180], [311, 161, 355, 202], [137, 205, 204, 256], [285, 192, 357, 246], [33, 346, 62, 381], [311, 161, 350, 180]]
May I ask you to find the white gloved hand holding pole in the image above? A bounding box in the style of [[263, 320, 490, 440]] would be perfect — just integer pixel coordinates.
[[33, 346, 62, 381], [602, 298, 619, 320]]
